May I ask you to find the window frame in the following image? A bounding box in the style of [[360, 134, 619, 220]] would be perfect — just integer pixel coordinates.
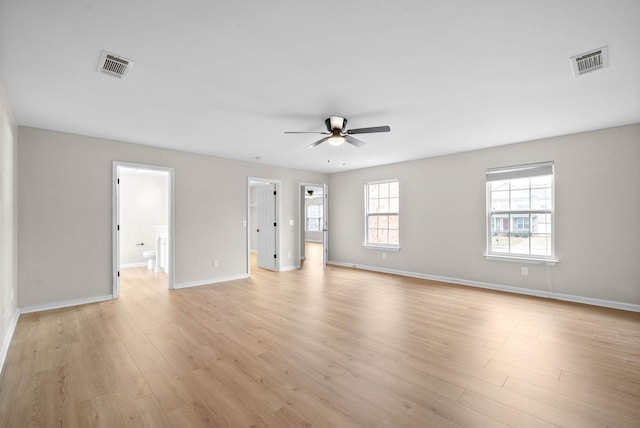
[[364, 179, 400, 250], [485, 162, 558, 264]]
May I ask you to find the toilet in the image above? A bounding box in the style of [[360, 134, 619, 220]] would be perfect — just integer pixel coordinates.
[[142, 250, 156, 270]]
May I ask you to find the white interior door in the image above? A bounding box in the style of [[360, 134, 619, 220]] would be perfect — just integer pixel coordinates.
[[323, 183, 328, 269], [113, 168, 121, 297], [257, 183, 277, 271]]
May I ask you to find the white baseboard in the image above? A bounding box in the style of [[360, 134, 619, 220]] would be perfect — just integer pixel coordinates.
[[174, 274, 249, 289], [0, 309, 20, 375], [120, 262, 147, 268], [328, 260, 640, 313], [280, 264, 300, 272], [19, 294, 115, 314]]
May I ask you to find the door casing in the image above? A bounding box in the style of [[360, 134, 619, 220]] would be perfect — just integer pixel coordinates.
[[112, 161, 175, 297]]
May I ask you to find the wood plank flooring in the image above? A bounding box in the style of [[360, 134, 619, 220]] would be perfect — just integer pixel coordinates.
[[1, 243, 639, 427]]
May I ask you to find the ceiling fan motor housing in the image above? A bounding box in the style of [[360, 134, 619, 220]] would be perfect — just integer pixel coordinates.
[[326, 116, 347, 132]]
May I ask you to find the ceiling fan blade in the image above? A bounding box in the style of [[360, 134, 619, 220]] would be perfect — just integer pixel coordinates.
[[284, 131, 329, 134], [307, 136, 330, 148], [345, 135, 367, 148], [347, 125, 390, 135]]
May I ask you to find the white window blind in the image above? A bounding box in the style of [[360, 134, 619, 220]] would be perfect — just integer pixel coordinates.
[[486, 161, 554, 182]]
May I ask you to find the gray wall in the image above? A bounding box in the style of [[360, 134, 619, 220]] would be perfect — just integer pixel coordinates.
[[13, 122, 640, 310], [0, 80, 18, 353], [18, 127, 327, 308], [328, 124, 640, 306]]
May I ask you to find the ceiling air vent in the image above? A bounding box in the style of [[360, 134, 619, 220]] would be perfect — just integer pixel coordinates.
[[570, 46, 608, 77], [97, 50, 134, 79]]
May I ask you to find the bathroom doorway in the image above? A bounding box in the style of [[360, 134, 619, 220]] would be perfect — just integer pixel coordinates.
[[112, 162, 174, 297]]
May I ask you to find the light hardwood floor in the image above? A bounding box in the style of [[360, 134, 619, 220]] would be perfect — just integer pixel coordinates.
[[1, 243, 639, 427]]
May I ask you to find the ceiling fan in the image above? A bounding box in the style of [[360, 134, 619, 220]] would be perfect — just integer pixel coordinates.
[[285, 116, 390, 148]]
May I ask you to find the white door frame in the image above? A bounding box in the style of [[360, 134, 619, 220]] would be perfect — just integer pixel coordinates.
[[323, 183, 328, 269], [299, 182, 328, 268], [112, 161, 175, 297], [247, 177, 281, 275]]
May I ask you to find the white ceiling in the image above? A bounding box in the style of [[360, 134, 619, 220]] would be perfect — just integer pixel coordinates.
[[1, 0, 639, 173]]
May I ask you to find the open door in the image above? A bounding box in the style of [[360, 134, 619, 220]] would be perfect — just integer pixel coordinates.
[[323, 183, 328, 269], [256, 182, 278, 271]]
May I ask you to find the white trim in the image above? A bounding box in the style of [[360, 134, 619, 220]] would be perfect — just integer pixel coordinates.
[[305, 239, 323, 243], [19, 294, 114, 314], [327, 260, 640, 313], [119, 262, 147, 268], [280, 264, 300, 272], [363, 244, 401, 251], [174, 274, 249, 289], [323, 183, 329, 269], [484, 254, 559, 265], [0, 309, 20, 375]]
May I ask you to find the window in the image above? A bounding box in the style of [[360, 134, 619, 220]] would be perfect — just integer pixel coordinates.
[[486, 162, 555, 261], [365, 180, 399, 248], [306, 204, 323, 232]]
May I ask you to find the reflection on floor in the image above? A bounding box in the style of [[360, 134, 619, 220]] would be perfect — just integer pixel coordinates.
[[300, 241, 323, 271]]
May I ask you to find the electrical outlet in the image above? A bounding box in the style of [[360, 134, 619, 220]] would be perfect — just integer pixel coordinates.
[[288, 251, 291, 258], [289, 219, 294, 226], [521, 267, 528, 276], [382, 252, 387, 260], [214, 259, 219, 268]]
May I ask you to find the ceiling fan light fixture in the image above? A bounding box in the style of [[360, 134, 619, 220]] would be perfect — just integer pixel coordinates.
[[286, 116, 390, 149], [327, 135, 346, 146]]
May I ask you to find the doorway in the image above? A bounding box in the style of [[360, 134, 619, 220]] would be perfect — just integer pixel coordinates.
[[300, 183, 328, 269], [112, 162, 174, 297], [247, 177, 281, 274]]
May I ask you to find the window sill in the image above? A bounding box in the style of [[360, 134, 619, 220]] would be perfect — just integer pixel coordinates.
[[364, 245, 401, 252], [484, 254, 558, 265]]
